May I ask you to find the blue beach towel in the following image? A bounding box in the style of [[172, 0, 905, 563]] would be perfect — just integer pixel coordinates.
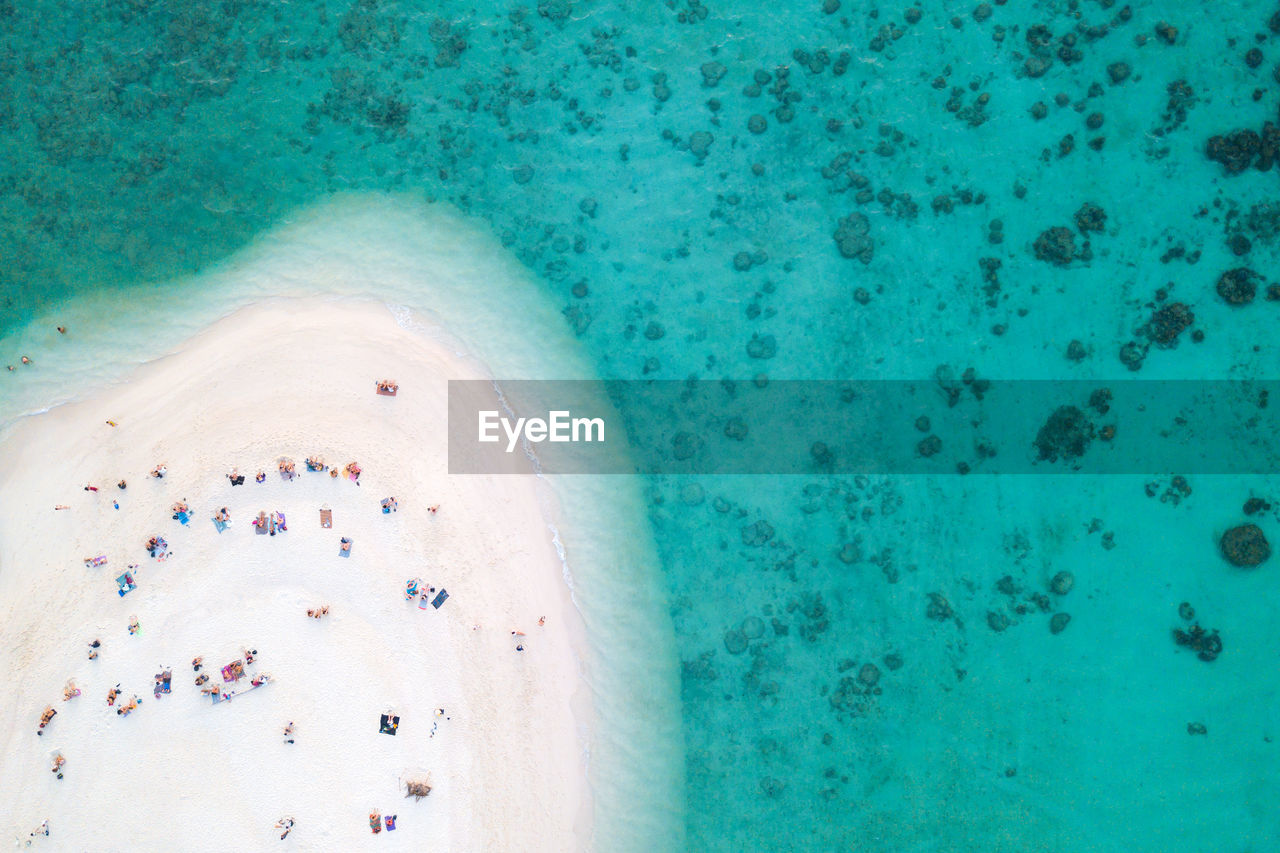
[[431, 589, 449, 609]]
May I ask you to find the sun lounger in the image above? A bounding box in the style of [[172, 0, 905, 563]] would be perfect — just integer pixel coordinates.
[[431, 589, 449, 609], [320, 508, 332, 529]]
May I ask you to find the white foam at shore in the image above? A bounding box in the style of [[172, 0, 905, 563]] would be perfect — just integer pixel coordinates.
[[0, 195, 684, 850]]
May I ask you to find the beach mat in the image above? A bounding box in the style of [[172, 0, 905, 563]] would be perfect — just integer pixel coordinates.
[[385, 816, 396, 831], [339, 538, 352, 557], [212, 518, 228, 533], [417, 592, 431, 610], [379, 714, 399, 735], [116, 573, 136, 597], [175, 511, 190, 525], [320, 509, 332, 529], [431, 589, 449, 609]]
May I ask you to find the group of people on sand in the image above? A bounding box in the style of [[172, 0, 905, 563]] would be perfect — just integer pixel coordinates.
[[305, 605, 330, 619], [223, 457, 363, 484]]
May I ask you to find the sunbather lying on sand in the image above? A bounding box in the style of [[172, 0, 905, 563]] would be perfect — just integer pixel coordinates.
[[151, 464, 167, 478]]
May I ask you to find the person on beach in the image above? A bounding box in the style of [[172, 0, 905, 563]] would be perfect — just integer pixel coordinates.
[[84, 484, 99, 492], [428, 504, 440, 514], [54, 505, 69, 511], [63, 680, 80, 701], [151, 464, 166, 478], [255, 470, 265, 483], [276, 817, 294, 840], [214, 507, 229, 523], [340, 538, 352, 554], [192, 656, 203, 671], [37, 706, 56, 733], [117, 479, 126, 489], [283, 721, 295, 744], [538, 616, 546, 626], [172, 500, 189, 515], [244, 647, 257, 664], [128, 617, 140, 636], [195, 673, 209, 686], [21, 356, 31, 365], [227, 470, 244, 485], [88, 639, 100, 660], [329, 468, 339, 479], [57, 326, 65, 334], [50, 754, 65, 778]]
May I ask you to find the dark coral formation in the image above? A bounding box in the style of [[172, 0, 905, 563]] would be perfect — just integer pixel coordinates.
[[1073, 202, 1106, 234], [1216, 267, 1261, 305], [1220, 523, 1270, 567], [1033, 406, 1094, 463], [1173, 624, 1223, 662], [1033, 226, 1077, 266], [832, 213, 873, 263], [1147, 301, 1194, 345]]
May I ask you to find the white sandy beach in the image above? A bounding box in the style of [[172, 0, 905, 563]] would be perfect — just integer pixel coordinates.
[[0, 298, 592, 850]]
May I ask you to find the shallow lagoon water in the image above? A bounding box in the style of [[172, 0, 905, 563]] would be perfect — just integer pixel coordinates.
[[3, 1, 1280, 849]]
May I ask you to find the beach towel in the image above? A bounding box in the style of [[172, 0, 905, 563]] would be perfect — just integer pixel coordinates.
[[254, 520, 267, 535], [405, 579, 420, 600], [175, 511, 190, 525], [418, 591, 431, 610], [85, 555, 108, 568], [213, 518, 228, 533], [385, 816, 396, 831], [320, 508, 332, 529], [376, 383, 397, 396], [275, 512, 287, 531], [339, 538, 352, 557], [379, 714, 399, 735], [116, 573, 136, 597], [369, 813, 382, 834]]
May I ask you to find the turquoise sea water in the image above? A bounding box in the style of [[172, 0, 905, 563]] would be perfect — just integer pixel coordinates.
[[3, 0, 1280, 849]]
